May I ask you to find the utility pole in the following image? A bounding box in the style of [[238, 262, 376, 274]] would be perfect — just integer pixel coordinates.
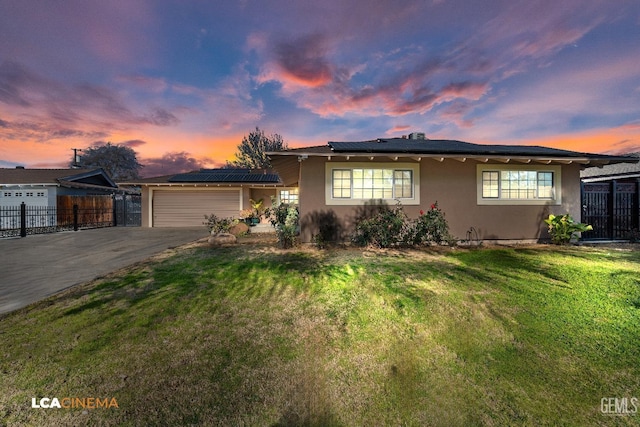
[[71, 148, 82, 168]]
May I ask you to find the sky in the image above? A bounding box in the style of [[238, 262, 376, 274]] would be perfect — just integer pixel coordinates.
[[1, 0, 639, 177]]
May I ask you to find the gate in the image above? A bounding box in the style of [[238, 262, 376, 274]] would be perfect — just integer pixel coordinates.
[[581, 181, 640, 240], [113, 194, 141, 226]]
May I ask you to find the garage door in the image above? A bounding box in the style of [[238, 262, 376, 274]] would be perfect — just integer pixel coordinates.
[[153, 190, 240, 227]]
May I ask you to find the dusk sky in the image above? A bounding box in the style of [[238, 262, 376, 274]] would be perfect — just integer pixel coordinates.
[[1, 0, 639, 177]]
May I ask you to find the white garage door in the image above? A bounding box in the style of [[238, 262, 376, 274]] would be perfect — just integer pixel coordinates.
[[153, 190, 240, 227]]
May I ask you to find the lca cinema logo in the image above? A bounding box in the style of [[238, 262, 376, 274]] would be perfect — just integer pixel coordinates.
[[31, 397, 119, 409], [601, 397, 638, 416]]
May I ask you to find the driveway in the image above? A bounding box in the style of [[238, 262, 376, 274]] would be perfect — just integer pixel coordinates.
[[0, 227, 208, 315]]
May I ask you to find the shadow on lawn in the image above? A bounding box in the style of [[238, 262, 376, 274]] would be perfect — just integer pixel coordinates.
[[59, 246, 328, 319]]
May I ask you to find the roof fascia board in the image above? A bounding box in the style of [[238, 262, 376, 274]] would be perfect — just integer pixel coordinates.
[[269, 151, 622, 165]]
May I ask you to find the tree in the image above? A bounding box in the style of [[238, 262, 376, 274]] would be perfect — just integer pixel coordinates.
[[71, 142, 143, 181], [227, 127, 288, 169]]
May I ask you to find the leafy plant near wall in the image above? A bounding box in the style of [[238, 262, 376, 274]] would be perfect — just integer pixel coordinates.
[[265, 198, 299, 249], [407, 202, 453, 245], [351, 201, 454, 248], [351, 203, 407, 248], [544, 214, 593, 245]]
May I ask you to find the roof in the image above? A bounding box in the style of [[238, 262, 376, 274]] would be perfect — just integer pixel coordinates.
[[123, 168, 282, 185], [0, 167, 118, 188], [269, 138, 637, 166], [581, 153, 640, 181]]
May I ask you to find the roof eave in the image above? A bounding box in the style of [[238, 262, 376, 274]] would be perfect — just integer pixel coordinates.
[[267, 151, 632, 166]]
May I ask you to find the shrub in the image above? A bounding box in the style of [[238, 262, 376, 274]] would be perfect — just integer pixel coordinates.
[[203, 214, 234, 234], [265, 199, 299, 249], [351, 202, 454, 248], [351, 203, 408, 248], [544, 214, 593, 245], [407, 202, 452, 245]]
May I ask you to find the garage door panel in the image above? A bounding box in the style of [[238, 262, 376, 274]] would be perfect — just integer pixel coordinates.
[[153, 190, 240, 227]]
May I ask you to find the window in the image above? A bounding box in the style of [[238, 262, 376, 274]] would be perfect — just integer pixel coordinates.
[[2, 192, 11, 197], [332, 170, 352, 198], [279, 189, 299, 204], [327, 163, 420, 205], [15, 192, 22, 197], [477, 165, 561, 205], [26, 192, 34, 197], [37, 192, 46, 197]]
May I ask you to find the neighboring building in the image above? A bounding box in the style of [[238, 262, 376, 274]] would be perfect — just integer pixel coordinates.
[[0, 167, 119, 208], [122, 168, 297, 227], [580, 153, 640, 240], [581, 153, 640, 183], [268, 135, 636, 243]]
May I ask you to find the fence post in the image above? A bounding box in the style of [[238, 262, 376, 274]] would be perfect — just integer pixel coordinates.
[[20, 202, 26, 238], [73, 204, 79, 231], [112, 194, 118, 227]]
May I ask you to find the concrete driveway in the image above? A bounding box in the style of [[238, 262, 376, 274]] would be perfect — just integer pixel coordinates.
[[0, 227, 208, 315]]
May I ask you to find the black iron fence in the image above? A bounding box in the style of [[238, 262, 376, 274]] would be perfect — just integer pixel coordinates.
[[581, 180, 640, 240], [0, 203, 113, 238], [0, 195, 141, 238]]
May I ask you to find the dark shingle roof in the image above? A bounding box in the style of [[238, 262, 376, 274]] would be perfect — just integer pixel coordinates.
[[167, 168, 281, 184], [0, 168, 117, 188], [581, 153, 640, 178], [328, 138, 615, 158]]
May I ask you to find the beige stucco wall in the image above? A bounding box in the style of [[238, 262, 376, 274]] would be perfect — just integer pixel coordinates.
[[298, 157, 581, 242]]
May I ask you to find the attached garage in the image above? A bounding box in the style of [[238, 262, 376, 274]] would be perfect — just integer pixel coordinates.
[[123, 169, 285, 228], [152, 189, 241, 227]]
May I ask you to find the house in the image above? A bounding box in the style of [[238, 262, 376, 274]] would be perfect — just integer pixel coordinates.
[[0, 167, 119, 208], [268, 135, 637, 243], [122, 168, 297, 227], [580, 153, 640, 240]]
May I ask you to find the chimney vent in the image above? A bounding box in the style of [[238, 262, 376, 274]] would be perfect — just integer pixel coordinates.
[[409, 132, 426, 140]]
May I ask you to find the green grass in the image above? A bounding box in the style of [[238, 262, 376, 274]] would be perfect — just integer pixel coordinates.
[[1, 242, 639, 426]]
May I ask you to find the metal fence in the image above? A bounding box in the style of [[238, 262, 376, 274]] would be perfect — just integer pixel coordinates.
[[1, 203, 115, 238], [581, 180, 640, 240]]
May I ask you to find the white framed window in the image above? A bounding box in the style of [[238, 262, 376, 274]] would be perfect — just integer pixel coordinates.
[[279, 188, 299, 204], [2, 192, 11, 197], [26, 192, 34, 197], [326, 162, 420, 205], [477, 165, 561, 205], [37, 191, 46, 197]]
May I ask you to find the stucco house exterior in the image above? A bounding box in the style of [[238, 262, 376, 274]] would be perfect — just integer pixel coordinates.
[[269, 135, 635, 243], [124, 168, 297, 227]]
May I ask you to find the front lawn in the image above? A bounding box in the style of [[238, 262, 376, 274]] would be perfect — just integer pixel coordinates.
[[1, 241, 639, 426]]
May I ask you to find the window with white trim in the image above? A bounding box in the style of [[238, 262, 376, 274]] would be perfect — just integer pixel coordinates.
[[326, 162, 420, 205], [478, 165, 561, 205], [279, 189, 299, 204]]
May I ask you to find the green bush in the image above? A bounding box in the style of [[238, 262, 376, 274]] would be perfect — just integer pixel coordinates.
[[351, 203, 407, 248], [407, 202, 452, 245], [544, 214, 593, 245], [203, 214, 234, 234], [265, 200, 299, 249]]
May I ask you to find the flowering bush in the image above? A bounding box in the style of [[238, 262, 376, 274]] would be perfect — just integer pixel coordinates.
[[407, 202, 452, 245]]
